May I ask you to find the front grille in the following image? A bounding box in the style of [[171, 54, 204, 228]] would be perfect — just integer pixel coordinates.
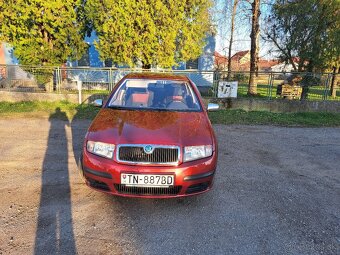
[[117, 145, 180, 165], [114, 184, 181, 196]]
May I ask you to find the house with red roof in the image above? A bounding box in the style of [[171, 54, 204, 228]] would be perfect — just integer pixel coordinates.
[[230, 50, 250, 71], [214, 50, 293, 72], [214, 51, 228, 70]]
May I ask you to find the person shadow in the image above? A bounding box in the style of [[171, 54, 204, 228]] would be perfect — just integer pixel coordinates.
[[34, 108, 77, 254], [70, 95, 104, 170]]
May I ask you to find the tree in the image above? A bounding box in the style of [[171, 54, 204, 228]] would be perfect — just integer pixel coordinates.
[[85, 0, 212, 69], [227, 0, 239, 79], [248, 0, 260, 95], [264, 0, 340, 72], [0, 0, 87, 65]]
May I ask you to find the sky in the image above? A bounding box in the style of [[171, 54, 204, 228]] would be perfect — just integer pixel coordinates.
[[213, 0, 276, 59]]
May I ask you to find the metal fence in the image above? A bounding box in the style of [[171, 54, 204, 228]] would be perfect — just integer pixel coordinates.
[[0, 64, 339, 102], [214, 71, 339, 101]]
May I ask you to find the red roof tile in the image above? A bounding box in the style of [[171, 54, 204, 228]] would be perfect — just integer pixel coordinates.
[[214, 51, 228, 66], [231, 50, 250, 60]]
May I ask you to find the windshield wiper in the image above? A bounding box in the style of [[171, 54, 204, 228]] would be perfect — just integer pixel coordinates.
[[106, 106, 128, 110]]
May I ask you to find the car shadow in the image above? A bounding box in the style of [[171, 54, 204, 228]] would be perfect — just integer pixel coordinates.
[[34, 108, 77, 255]]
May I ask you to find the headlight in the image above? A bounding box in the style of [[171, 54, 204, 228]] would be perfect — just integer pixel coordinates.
[[86, 141, 115, 159], [183, 145, 213, 162]]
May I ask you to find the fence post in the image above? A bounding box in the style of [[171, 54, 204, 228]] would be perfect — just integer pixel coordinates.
[[267, 72, 274, 100], [323, 74, 331, 101], [6, 65, 10, 91], [58, 67, 62, 93], [109, 68, 113, 91], [6, 65, 11, 91], [55, 67, 60, 93], [213, 70, 219, 97], [212, 71, 216, 97], [330, 67, 337, 98], [77, 79, 82, 104]]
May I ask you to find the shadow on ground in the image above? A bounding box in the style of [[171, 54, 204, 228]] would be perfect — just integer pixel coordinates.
[[34, 108, 76, 255]]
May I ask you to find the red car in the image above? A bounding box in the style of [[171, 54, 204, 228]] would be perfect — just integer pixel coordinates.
[[80, 73, 219, 198]]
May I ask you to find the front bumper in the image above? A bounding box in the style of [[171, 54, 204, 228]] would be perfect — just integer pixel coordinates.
[[81, 149, 217, 198]]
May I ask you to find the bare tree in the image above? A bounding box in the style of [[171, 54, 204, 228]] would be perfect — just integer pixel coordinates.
[[227, 0, 239, 79], [248, 0, 261, 95]]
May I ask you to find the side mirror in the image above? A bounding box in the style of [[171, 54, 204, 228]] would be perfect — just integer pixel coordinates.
[[207, 103, 219, 111], [92, 99, 103, 107]]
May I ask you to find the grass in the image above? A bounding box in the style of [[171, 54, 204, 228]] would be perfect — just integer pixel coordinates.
[[0, 101, 99, 120], [208, 109, 340, 127], [1, 101, 340, 127]]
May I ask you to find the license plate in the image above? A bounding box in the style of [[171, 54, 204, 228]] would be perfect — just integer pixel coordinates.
[[121, 174, 174, 187]]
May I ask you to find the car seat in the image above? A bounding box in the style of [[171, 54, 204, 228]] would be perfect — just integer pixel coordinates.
[[126, 88, 154, 107]]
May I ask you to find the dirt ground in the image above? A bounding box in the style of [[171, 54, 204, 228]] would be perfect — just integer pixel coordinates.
[[0, 117, 339, 255]]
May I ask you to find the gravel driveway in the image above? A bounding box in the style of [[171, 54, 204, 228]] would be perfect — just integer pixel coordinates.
[[0, 117, 339, 255]]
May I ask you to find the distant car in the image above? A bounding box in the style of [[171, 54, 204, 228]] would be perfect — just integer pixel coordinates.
[[80, 73, 219, 198]]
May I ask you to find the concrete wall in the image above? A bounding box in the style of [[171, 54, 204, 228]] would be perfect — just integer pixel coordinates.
[[209, 98, 340, 113], [0, 91, 105, 104]]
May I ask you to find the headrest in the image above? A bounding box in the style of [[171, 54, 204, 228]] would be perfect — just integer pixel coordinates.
[[132, 93, 149, 104], [172, 96, 183, 101]]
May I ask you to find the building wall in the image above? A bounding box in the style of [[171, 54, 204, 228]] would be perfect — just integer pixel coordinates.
[[199, 35, 215, 71], [0, 43, 5, 65], [68, 31, 103, 68], [239, 53, 250, 64], [270, 63, 296, 72], [0, 43, 18, 65]]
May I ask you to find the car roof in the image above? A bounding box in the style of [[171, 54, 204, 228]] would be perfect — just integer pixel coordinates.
[[123, 73, 190, 82]]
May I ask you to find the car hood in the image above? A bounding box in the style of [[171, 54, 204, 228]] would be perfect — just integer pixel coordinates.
[[87, 108, 213, 146]]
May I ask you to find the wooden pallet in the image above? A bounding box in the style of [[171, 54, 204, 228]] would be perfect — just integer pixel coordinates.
[[281, 85, 302, 99]]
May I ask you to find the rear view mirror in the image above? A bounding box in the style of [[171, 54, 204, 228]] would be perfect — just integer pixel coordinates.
[[207, 103, 219, 111], [92, 99, 103, 107]]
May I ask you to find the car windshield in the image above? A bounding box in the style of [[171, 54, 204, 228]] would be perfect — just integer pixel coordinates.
[[107, 79, 202, 111]]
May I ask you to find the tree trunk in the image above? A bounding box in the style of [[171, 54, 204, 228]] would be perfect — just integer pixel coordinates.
[[142, 62, 151, 69], [248, 0, 260, 96], [330, 66, 338, 98], [227, 0, 239, 80], [297, 57, 304, 72], [42, 28, 50, 66], [307, 59, 314, 72]]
